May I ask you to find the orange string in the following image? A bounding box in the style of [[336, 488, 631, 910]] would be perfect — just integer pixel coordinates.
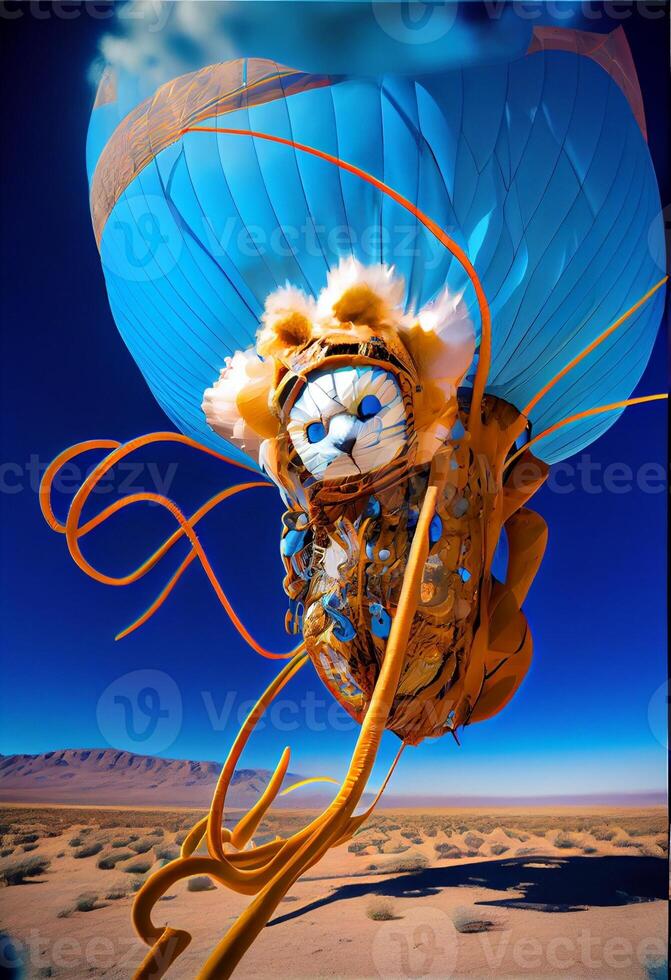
[[507, 393, 668, 468], [523, 277, 668, 416], [181, 125, 492, 433], [40, 434, 302, 660]]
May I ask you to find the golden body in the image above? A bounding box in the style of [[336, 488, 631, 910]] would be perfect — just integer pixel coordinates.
[[281, 396, 548, 745]]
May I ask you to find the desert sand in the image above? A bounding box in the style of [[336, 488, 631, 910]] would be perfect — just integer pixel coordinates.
[[0, 805, 667, 979]]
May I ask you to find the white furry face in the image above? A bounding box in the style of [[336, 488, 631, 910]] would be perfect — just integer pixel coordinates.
[[287, 367, 407, 480]]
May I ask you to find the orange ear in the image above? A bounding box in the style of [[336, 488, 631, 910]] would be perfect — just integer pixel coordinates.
[[257, 285, 317, 359], [333, 283, 394, 328], [257, 311, 312, 357], [399, 287, 475, 392], [317, 256, 406, 329]]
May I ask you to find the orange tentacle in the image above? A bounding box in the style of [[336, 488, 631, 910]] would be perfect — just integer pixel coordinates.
[[40, 434, 302, 660], [508, 393, 668, 468], [523, 277, 667, 416]]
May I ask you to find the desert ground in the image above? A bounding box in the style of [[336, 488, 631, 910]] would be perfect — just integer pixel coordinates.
[[0, 805, 667, 979]]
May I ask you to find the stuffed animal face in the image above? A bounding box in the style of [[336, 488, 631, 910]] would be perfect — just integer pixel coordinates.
[[286, 365, 407, 479]]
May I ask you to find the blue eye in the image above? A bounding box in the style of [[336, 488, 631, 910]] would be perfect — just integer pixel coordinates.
[[357, 394, 382, 420], [306, 421, 326, 444]]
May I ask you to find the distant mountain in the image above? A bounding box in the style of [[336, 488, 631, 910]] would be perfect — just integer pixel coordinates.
[[0, 749, 314, 809], [0, 750, 663, 810]]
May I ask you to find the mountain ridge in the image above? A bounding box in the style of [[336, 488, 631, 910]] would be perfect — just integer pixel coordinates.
[[0, 750, 664, 809], [0, 748, 310, 808]]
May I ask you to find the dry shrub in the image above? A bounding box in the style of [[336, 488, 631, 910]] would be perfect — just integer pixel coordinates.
[[187, 876, 216, 892], [0, 855, 50, 885], [75, 892, 101, 913], [105, 881, 128, 900], [366, 899, 399, 921], [452, 906, 496, 934], [124, 859, 152, 875], [382, 852, 429, 874], [553, 833, 578, 850], [73, 842, 103, 859], [592, 827, 617, 841]]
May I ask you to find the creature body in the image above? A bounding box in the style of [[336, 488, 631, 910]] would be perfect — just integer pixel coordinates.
[[41, 21, 667, 980], [278, 393, 545, 744]]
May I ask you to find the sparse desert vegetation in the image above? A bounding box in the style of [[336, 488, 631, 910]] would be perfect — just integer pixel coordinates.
[[0, 804, 665, 978]]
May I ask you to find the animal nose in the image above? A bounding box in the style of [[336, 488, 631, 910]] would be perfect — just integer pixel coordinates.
[[335, 437, 356, 455]]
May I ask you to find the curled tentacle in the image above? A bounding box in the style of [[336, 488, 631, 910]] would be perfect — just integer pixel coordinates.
[[40, 434, 301, 660]]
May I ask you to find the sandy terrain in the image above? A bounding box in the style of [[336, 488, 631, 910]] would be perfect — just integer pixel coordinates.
[[0, 806, 667, 979]]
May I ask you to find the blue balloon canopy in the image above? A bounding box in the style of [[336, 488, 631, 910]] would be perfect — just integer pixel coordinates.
[[87, 29, 665, 467]]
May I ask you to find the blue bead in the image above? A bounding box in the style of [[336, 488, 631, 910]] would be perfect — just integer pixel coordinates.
[[369, 602, 391, 639], [321, 594, 356, 642], [429, 514, 443, 545], [457, 567, 471, 582], [364, 496, 381, 518], [281, 528, 306, 557]]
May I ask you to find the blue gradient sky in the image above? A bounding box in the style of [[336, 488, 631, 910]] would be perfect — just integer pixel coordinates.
[[0, 5, 667, 798]]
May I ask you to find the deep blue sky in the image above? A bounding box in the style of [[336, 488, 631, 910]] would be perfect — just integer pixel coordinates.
[[0, 4, 667, 798]]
